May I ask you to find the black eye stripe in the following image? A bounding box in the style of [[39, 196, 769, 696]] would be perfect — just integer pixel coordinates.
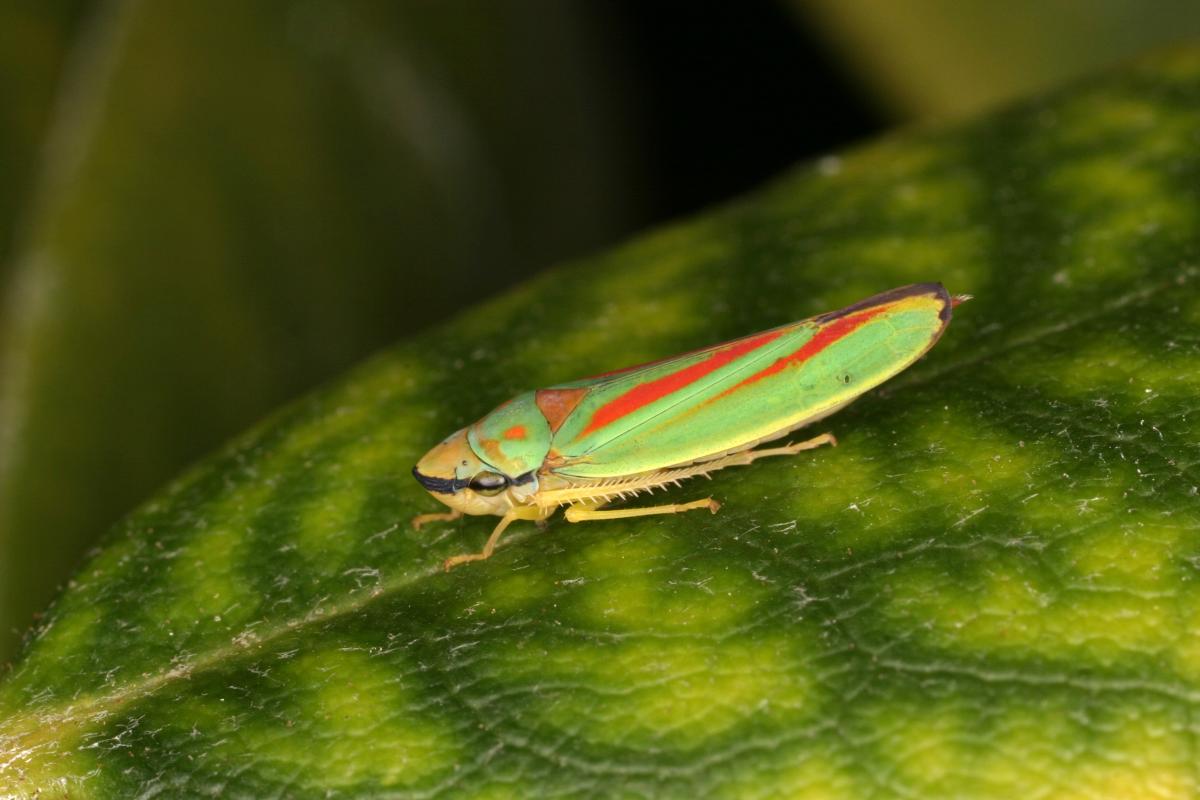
[[411, 466, 469, 495]]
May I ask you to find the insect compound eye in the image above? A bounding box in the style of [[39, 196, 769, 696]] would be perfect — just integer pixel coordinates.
[[468, 471, 510, 496]]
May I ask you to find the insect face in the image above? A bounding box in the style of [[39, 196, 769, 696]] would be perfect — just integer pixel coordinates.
[[412, 428, 517, 516]]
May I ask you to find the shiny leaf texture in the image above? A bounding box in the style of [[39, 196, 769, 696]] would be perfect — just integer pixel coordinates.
[[0, 0, 635, 657], [3, 48, 1200, 798]]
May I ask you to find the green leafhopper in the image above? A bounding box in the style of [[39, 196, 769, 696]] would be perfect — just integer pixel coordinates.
[[414, 283, 967, 570]]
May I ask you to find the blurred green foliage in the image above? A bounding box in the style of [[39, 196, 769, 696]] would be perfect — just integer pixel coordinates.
[[0, 0, 638, 659], [796, 0, 1200, 117]]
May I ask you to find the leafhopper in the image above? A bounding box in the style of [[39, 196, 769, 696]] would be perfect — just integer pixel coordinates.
[[413, 283, 966, 570]]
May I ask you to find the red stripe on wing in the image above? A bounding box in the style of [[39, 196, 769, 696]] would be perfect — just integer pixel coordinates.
[[580, 329, 785, 437], [713, 305, 890, 400]]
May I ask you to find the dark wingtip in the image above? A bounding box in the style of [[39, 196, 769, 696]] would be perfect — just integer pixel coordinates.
[[816, 282, 953, 324]]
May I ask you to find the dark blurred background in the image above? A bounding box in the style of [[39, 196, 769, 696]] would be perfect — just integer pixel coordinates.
[[605, 1, 884, 221], [2, 0, 1197, 660]]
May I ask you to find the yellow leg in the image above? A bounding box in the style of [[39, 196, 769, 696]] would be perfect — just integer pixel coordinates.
[[411, 509, 462, 530], [556, 434, 833, 526], [443, 505, 544, 571], [748, 431, 837, 460], [564, 497, 720, 523]]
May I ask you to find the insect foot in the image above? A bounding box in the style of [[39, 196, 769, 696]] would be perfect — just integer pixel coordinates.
[[411, 510, 462, 530]]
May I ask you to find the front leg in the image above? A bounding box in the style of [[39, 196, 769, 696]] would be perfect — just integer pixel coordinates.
[[411, 509, 462, 530], [443, 505, 546, 571]]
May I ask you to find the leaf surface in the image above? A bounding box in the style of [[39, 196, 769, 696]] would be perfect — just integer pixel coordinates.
[[3, 48, 1200, 798]]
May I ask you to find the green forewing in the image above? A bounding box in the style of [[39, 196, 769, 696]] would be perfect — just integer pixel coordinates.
[[548, 285, 951, 478]]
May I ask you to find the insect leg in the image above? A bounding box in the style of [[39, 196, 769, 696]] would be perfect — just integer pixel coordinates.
[[411, 509, 463, 530], [564, 497, 720, 522], [443, 505, 544, 571], [746, 431, 837, 460]]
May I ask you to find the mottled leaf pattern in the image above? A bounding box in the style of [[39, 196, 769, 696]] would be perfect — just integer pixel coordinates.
[[3, 49, 1200, 799]]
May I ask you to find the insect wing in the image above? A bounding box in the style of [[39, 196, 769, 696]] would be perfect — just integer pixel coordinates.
[[547, 283, 952, 479]]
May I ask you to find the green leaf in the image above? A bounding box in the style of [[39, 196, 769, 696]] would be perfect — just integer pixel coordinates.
[[4, 47, 1200, 798], [0, 0, 635, 657]]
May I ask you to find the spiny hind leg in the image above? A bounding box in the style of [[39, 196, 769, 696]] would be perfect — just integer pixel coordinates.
[[680, 431, 838, 477], [746, 431, 837, 461], [692, 431, 838, 475], [555, 433, 833, 527], [534, 433, 838, 512], [564, 497, 720, 523], [411, 509, 462, 530], [443, 505, 545, 571]]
